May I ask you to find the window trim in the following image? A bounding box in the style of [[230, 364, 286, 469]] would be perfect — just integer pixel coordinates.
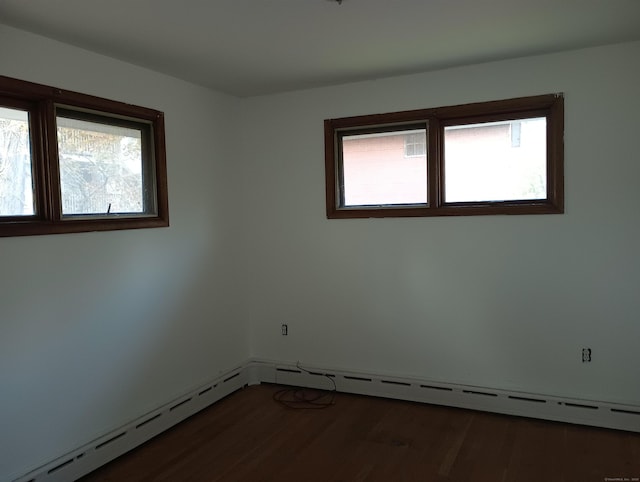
[[324, 94, 564, 219], [0, 75, 169, 237]]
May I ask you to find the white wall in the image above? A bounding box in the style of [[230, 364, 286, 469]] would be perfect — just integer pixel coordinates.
[[0, 25, 247, 479], [240, 42, 640, 405]]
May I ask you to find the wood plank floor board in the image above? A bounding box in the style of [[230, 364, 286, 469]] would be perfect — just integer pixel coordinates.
[[562, 424, 638, 482], [500, 419, 564, 482], [79, 384, 640, 482], [447, 413, 511, 482]]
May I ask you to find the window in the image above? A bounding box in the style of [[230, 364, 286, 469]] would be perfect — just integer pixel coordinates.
[[0, 75, 168, 237], [404, 131, 426, 157], [324, 94, 563, 218]]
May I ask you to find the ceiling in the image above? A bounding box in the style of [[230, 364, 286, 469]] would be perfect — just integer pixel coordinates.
[[1, 0, 639, 97]]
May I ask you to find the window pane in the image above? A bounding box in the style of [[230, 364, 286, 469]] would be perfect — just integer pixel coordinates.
[[0, 107, 34, 216], [341, 129, 427, 206], [57, 115, 146, 216], [444, 118, 547, 203]]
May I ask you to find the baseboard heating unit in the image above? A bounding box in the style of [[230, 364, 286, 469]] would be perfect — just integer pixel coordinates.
[[12, 359, 640, 482]]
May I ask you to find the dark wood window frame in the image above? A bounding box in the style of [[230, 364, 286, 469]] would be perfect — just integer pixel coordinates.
[[324, 94, 564, 219], [0, 75, 169, 237]]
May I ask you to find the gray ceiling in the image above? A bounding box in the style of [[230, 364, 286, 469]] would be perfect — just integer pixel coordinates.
[[1, 0, 639, 97]]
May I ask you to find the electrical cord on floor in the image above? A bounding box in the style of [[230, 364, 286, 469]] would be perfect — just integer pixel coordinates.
[[273, 362, 337, 409]]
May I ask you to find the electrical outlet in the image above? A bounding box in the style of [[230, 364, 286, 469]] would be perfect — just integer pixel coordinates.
[[281, 324, 288, 336], [582, 348, 591, 362]]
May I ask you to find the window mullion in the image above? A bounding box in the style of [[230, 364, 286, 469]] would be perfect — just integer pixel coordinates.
[[27, 100, 51, 221], [427, 116, 441, 208], [40, 100, 62, 221]]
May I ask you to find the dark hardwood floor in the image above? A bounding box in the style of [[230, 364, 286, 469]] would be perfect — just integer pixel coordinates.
[[79, 384, 640, 481]]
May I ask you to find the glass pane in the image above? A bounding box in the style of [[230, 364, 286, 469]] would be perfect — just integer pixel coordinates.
[[0, 107, 34, 216], [444, 118, 546, 203], [57, 115, 145, 216], [342, 129, 427, 206]]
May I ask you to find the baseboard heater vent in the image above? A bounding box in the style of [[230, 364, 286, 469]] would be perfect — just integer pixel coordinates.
[[135, 413, 161, 429], [562, 402, 599, 410], [169, 397, 192, 412], [421, 384, 453, 392], [611, 408, 640, 416], [46, 459, 73, 475], [14, 367, 247, 482], [508, 395, 546, 404], [198, 387, 213, 396], [463, 390, 498, 397], [223, 372, 241, 383], [94, 432, 126, 450], [381, 380, 412, 387], [343, 375, 373, 382], [309, 371, 336, 378]]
